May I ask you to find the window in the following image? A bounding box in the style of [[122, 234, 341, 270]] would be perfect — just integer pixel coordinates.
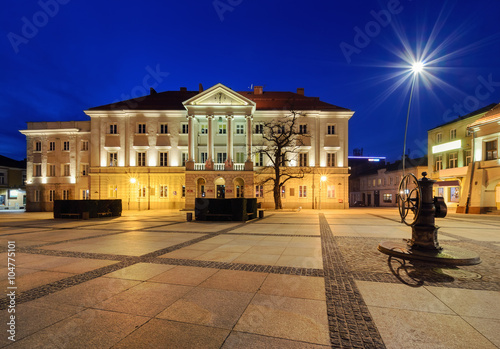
[[200, 124, 208, 134], [217, 152, 227, 163], [49, 190, 55, 202], [137, 123, 146, 134], [254, 124, 263, 134], [299, 153, 308, 167], [137, 152, 146, 167], [275, 125, 285, 134], [448, 152, 458, 169], [34, 141, 42, 152], [235, 152, 245, 163], [182, 185, 186, 198], [435, 155, 442, 171], [378, 179, 382, 186], [63, 141, 70, 151], [255, 185, 263, 198], [450, 129, 457, 140], [327, 125, 335, 135], [383, 193, 393, 203], [236, 185, 243, 198], [108, 185, 117, 198], [160, 185, 168, 198], [181, 123, 189, 134], [372, 179, 376, 187], [299, 185, 307, 198], [390, 177, 393, 185], [159, 152, 168, 167], [280, 186, 286, 198], [255, 152, 264, 167], [81, 140, 89, 151], [465, 150, 472, 166], [485, 140, 498, 160], [49, 141, 56, 151], [34, 190, 40, 202], [0, 173, 4, 185], [48, 164, 56, 177], [81, 164, 89, 176], [327, 153, 336, 167], [200, 152, 208, 163], [34, 164, 42, 177], [181, 152, 188, 166], [109, 123, 118, 134], [109, 152, 118, 167], [436, 133, 442, 144], [236, 124, 244, 134], [139, 187, 147, 198], [62, 190, 70, 200], [82, 190, 89, 200], [327, 185, 336, 198], [299, 124, 307, 134], [62, 164, 70, 177], [218, 124, 227, 134], [160, 123, 168, 134]]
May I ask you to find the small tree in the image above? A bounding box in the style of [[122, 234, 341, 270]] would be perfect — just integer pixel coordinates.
[[255, 109, 310, 209]]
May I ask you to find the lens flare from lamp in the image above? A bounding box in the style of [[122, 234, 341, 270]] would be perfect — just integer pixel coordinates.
[[320, 175, 327, 182], [130, 178, 136, 184], [412, 61, 424, 74]]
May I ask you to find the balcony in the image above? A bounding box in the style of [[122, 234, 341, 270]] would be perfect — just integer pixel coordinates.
[[439, 166, 468, 178], [194, 163, 245, 171]]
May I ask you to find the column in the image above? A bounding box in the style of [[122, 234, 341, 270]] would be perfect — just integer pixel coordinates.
[[206, 115, 214, 170], [245, 115, 253, 171], [185, 115, 195, 170], [225, 115, 234, 170]]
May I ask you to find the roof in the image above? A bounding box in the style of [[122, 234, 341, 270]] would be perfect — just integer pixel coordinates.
[[89, 88, 351, 112], [428, 103, 497, 131], [468, 103, 500, 128], [0, 155, 26, 169]]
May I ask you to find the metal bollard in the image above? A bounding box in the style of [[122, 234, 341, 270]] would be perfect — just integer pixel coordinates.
[[186, 212, 192, 222]]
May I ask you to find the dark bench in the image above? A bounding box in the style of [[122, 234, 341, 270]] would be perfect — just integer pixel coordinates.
[[97, 211, 112, 218], [60, 213, 81, 219]]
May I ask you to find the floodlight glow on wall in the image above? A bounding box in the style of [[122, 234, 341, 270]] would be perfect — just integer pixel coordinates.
[[432, 140, 461, 154]]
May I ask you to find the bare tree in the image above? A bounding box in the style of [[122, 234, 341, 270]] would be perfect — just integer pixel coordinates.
[[255, 109, 310, 209]]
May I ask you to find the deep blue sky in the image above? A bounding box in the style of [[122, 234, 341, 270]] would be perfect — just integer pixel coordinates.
[[2, 0, 499, 161]]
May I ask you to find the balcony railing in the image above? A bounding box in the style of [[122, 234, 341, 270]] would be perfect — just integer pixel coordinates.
[[194, 163, 245, 171]]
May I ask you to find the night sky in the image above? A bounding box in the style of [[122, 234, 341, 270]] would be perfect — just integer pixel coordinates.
[[2, 0, 500, 162]]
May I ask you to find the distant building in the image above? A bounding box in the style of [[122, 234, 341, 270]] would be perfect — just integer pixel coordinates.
[[20, 84, 353, 211], [0, 155, 26, 210], [348, 155, 386, 205], [352, 157, 427, 207], [428, 104, 496, 210], [457, 103, 500, 213]]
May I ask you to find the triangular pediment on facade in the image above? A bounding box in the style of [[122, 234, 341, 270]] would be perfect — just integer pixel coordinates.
[[183, 83, 256, 116]]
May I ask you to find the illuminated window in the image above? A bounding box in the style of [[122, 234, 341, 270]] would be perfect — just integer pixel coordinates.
[[465, 150, 472, 166], [82, 190, 89, 200], [327, 153, 336, 167], [435, 155, 442, 171], [139, 187, 147, 198], [485, 140, 498, 160], [448, 152, 458, 169], [299, 185, 307, 198], [160, 185, 168, 198], [255, 185, 263, 197], [182, 185, 186, 198], [255, 152, 264, 167], [235, 152, 245, 163], [327, 185, 335, 198], [137, 123, 146, 134], [200, 124, 208, 134], [109, 152, 118, 167], [218, 124, 227, 134], [383, 194, 392, 203]]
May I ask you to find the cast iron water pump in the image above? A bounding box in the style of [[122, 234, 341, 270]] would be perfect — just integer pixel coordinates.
[[378, 172, 480, 265]]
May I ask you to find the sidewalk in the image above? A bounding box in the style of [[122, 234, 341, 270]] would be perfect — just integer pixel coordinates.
[[0, 208, 498, 348]]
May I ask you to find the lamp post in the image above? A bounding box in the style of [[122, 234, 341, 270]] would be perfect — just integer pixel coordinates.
[[319, 175, 327, 210], [402, 61, 424, 175]]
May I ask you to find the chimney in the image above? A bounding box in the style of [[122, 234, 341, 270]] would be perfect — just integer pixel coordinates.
[[150, 87, 157, 95], [180, 87, 187, 92], [254, 86, 263, 95], [297, 88, 304, 95], [199, 83, 204, 93]]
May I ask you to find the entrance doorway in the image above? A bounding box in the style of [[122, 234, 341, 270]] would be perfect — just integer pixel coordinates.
[[214, 177, 226, 199]]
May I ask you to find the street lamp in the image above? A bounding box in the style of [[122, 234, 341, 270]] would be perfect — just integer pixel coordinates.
[[319, 175, 327, 210], [402, 61, 424, 175]]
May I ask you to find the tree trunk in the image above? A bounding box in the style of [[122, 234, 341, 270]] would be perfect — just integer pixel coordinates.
[[273, 185, 282, 209]]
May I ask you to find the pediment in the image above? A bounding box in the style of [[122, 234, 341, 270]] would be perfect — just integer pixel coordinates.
[[183, 83, 256, 109]]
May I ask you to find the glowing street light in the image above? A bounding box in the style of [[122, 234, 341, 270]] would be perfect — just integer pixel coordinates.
[[411, 61, 424, 74]]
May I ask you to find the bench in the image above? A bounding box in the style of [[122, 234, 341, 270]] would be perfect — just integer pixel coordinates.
[[97, 211, 112, 218], [60, 213, 81, 219]]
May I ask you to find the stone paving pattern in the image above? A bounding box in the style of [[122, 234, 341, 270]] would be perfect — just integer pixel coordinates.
[[0, 208, 499, 348]]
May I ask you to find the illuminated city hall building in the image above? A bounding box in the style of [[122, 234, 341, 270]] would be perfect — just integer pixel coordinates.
[[20, 84, 353, 211]]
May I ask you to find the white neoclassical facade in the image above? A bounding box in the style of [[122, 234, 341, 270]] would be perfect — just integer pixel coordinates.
[[21, 83, 354, 211]]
